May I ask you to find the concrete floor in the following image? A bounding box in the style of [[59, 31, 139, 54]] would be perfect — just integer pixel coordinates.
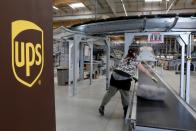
[[54, 68, 196, 131], [54, 74, 129, 131], [156, 67, 196, 111]]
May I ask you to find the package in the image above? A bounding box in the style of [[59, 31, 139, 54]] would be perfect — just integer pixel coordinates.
[[137, 84, 167, 101]]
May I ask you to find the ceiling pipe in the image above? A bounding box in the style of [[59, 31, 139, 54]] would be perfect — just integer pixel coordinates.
[[166, 0, 176, 14], [120, 0, 128, 16]]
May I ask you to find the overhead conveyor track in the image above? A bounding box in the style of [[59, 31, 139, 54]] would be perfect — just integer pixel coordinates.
[[70, 13, 196, 35]]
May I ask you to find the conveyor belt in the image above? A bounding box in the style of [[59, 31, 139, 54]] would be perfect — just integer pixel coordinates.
[[136, 71, 196, 131]]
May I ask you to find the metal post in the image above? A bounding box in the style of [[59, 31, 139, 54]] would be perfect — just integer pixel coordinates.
[[124, 33, 134, 57], [179, 33, 191, 100], [68, 41, 73, 96], [73, 35, 82, 96], [161, 63, 163, 77], [166, 38, 168, 54], [180, 44, 185, 99], [156, 61, 158, 72], [105, 38, 110, 89], [177, 37, 185, 99], [186, 34, 192, 103], [79, 43, 84, 80], [174, 39, 177, 53], [89, 42, 93, 85], [169, 38, 172, 53]]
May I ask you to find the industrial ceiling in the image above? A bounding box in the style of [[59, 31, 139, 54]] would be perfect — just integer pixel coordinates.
[[53, 0, 196, 27]]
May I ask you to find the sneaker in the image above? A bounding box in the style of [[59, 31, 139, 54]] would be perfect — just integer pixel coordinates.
[[99, 106, 104, 116]]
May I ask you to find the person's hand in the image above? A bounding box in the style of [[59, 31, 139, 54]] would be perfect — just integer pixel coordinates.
[[151, 76, 158, 83]]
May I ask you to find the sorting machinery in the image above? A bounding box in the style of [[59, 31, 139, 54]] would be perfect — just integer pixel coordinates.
[[69, 13, 196, 130], [126, 68, 196, 131]]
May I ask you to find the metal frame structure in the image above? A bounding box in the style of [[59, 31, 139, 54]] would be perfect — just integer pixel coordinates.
[[53, 14, 196, 131], [53, 27, 110, 96], [124, 32, 192, 103], [71, 14, 196, 35], [126, 64, 196, 131], [54, 14, 196, 131], [54, 22, 193, 101], [70, 14, 196, 101]]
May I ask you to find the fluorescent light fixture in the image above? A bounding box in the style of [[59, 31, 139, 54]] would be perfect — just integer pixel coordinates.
[[53, 6, 59, 10], [69, 2, 85, 9], [145, 0, 162, 2], [120, 0, 127, 16]]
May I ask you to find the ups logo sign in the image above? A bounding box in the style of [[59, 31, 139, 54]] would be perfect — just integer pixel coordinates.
[[12, 20, 44, 87]]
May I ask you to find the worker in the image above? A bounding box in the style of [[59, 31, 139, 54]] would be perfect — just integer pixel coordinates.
[[98, 47, 158, 118]]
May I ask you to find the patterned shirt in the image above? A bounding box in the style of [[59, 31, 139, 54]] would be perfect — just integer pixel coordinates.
[[115, 59, 140, 78]]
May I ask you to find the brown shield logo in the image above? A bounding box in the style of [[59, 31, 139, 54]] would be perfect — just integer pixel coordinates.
[[12, 20, 44, 87]]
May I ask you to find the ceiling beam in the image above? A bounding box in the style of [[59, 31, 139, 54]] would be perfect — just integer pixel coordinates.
[[54, 0, 79, 5], [53, 14, 109, 22], [53, 19, 88, 28], [105, 0, 117, 16], [54, 15, 93, 21], [166, 0, 176, 14]]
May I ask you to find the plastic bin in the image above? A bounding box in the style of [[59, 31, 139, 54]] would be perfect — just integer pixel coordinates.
[[57, 67, 68, 86]]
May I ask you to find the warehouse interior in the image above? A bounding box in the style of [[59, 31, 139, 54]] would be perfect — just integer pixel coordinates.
[[52, 0, 196, 131]]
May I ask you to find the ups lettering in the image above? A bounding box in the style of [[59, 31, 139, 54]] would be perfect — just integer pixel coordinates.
[[14, 41, 42, 76]]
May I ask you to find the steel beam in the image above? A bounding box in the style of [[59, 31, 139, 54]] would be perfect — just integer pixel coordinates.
[[166, 0, 176, 14], [105, 38, 110, 89], [88, 42, 93, 85], [179, 32, 191, 103], [68, 41, 73, 96], [128, 32, 191, 36], [79, 43, 84, 80], [73, 34, 82, 96], [185, 34, 192, 103], [177, 37, 185, 99]]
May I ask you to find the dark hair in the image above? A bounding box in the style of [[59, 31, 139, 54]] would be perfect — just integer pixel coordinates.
[[125, 48, 139, 60]]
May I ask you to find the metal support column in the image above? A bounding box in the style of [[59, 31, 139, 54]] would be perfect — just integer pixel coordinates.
[[105, 38, 110, 89], [124, 33, 134, 57], [79, 43, 84, 80], [177, 37, 185, 99], [179, 33, 191, 102], [169, 38, 172, 53], [174, 39, 177, 53], [186, 34, 192, 103], [165, 38, 168, 54], [68, 41, 73, 96], [89, 42, 93, 85], [73, 34, 82, 96]]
